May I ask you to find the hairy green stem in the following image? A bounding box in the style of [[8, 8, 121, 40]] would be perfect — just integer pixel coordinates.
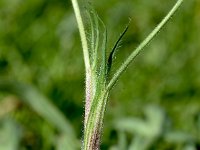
[[107, 0, 184, 91], [84, 91, 108, 150], [71, 0, 184, 149], [71, 0, 93, 129], [71, 0, 91, 71]]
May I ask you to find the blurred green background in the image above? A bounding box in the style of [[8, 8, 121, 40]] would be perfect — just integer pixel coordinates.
[[0, 0, 200, 149]]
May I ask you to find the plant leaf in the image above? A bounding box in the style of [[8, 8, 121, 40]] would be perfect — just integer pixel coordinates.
[[107, 22, 130, 75], [98, 17, 107, 85], [85, 7, 100, 69]]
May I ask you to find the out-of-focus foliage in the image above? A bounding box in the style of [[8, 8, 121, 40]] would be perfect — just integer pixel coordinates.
[[0, 81, 80, 150], [0, 118, 21, 150], [0, 0, 200, 149], [110, 105, 196, 150]]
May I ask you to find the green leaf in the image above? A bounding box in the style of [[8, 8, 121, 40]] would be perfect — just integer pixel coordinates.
[[86, 8, 100, 69], [98, 17, 107, 86], [107, 22, 130, 75]]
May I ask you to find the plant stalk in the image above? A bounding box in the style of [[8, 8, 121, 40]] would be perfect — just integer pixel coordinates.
[[71, 0, 93, 129], [71, 0, 90, 71], [107, 0, 184, 91], [71, 0, 184, 149]]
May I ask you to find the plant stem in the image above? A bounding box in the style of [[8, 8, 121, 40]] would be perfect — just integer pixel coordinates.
[[71, 0, 91, 71], [71, 0, 184, 149], [107, 0, 184, 91], [83, 91, 108, 150], [71, 0, 93, 129]]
